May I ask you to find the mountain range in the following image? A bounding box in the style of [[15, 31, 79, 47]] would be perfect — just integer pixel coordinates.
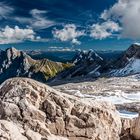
[[54, 43, 140, 82], [1, 43, 140, 84], [0, 47, 72, 84]]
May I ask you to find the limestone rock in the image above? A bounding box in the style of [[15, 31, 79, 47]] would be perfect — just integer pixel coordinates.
[[0, 120, 28, 140], [0, 78, 122, 140], [130, 115, 140, 139], [120, 116, 140, 140]]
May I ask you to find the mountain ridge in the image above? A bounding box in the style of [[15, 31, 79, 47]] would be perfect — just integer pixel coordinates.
[[50, 43, 140, 83], [0, 47, 72, 84], [1, 43, 140, 84], [109, 43, 140, 76], [53, 49, 105, 80]]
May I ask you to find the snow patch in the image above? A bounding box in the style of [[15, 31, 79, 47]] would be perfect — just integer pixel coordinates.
[[123, 92, 140, 101], [111, 58, 140, 76], [64, 90, 85, 98], [119, 110, 139, 119], [89, 65, 101, 75], [95, 95, 133, 105], [133, 42, 140, 46], [64, 89, 139, 104]]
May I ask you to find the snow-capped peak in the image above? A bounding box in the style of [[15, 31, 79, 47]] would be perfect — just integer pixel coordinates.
[[133, 43, 140, 46], [72, 49, 104, 64]]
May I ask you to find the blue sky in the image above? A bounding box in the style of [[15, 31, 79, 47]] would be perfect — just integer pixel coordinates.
[[0, 0, 140, 50]]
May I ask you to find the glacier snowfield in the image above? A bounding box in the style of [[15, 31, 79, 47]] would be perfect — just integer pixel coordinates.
[[54, 76, 140, 119]]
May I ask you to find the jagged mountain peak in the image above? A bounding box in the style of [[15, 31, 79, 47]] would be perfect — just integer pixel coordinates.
[[6, 46, 18, 52], [125, 43, 140, 59], [2, 47, 34, 63], [0, 48, 72, 84], [109, 43, 140, 76], [6, 47, 19, 54], [54, 49, 105, 80], [73, 49, 103, 64]]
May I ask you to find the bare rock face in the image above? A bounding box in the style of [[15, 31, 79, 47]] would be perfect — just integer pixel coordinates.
[[130, 115, 140, 139], [120, 118, 134, 140], [0, 78, 121, 140], [119, 115, 140, 140]]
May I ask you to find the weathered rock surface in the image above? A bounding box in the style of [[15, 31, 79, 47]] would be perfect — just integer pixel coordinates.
[[0, 78, 121, 140], [120, 115, 140, 140], [130, 115, 140, 140]]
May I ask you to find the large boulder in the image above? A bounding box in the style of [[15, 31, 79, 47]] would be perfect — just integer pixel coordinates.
[[0, 78, 121, 140]]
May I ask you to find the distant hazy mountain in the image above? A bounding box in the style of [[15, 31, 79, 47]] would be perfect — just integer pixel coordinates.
[[0, 47, 72, 83], [27, 50, 77, 63]]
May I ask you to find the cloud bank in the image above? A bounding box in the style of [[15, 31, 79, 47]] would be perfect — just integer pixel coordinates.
[[101, 0, 140, 39], [90, 20, 121, 40]]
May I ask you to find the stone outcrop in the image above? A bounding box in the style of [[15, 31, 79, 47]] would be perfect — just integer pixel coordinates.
[[130, 115, 140, 140], [0, 78, 121, 140], [119, 115, 140, 140]]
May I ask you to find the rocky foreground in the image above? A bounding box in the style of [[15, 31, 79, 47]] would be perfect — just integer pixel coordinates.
[[0, 78, 140, 140]]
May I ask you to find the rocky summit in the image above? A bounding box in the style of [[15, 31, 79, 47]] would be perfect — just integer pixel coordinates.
[[0, 78, 122, 140], [54, 50, 105, 80], [0, 47, 72, 84], [110, 43, 140, 76]]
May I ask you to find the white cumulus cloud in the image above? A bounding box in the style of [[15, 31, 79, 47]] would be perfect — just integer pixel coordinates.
[[71, 38, 81, 45], [101, 0, 140, 39], [52, 24, 85, 45], [0, 26, 37, 44], [90, 20, 121, 39]]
